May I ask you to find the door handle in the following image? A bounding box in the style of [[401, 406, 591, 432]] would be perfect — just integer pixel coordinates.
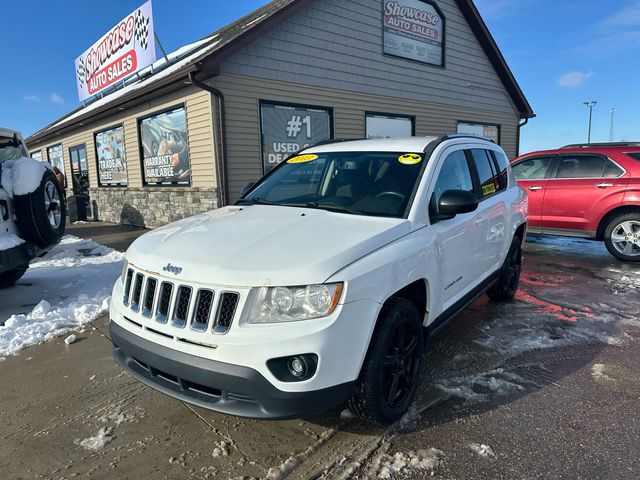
[[596, 183, 614, 189], [528, 186, 542, 191]]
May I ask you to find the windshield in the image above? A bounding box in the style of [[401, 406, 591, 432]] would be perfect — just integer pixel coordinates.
[[240, 151, 426, 218], [0, 137, 26, 162]]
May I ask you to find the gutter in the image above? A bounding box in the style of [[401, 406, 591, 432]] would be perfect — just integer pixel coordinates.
[[188, 71, 228, 207], [516, 115, 534, 157]]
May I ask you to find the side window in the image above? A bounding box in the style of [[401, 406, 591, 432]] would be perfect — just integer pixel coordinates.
[[556, 156, 605, 178], [432, 150, 474, 205], [491, 150, 510, 188], [603, 159, 624, 178], [512, 157, 554, 180], [470, 149, 500, 198]]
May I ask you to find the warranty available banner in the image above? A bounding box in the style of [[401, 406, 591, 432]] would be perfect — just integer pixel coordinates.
[[75, 0, 156, 101]]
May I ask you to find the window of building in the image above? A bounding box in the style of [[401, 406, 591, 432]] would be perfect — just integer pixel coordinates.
[[457, 122, 501, 144], [31, 150, 43, 161], [47, 144, 66, 187], [95, 125, 128, 187], [138, 105, 191, 186], [365, 113, 414, 139], [260, 101, 332, 174]]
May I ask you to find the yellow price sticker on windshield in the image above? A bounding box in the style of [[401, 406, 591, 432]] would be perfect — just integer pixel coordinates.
[[482, 184, 497, 196], [398, 153, 422, 165], [287, 154, 319, 164]]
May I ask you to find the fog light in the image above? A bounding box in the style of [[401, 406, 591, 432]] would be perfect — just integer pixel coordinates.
[[288, 356, 307, 377]]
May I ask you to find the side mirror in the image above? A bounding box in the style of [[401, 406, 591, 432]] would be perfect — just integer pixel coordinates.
[[435, 190, 479, 220], [240, 182, 256, 197]]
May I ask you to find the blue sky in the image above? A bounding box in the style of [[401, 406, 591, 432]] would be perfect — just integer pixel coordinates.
[[1, 0, 638, 154]]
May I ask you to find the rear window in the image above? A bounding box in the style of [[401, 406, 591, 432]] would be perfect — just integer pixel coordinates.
[[626, 152, 640, 162]]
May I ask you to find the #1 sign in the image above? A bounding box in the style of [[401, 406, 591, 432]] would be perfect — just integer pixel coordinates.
[[75, 0, 156, 102]]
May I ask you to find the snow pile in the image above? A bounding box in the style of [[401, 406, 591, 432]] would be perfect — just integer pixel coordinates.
[[375, 448, 443, 479], [435, 368, 525, 402], [469, 443, 495, 458], [212, 440, 231, 458], [0, 233, 25, 251], [591, 363, 614, 381], [0, 236, 123, 357], [0, 156, 49, 197], [77, 427, 113, 451]]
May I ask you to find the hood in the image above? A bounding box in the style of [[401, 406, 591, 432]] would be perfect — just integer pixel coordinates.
[[126, 205, 410, 287]]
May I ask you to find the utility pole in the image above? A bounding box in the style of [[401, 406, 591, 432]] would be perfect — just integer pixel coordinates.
[[609, 108, 616, 142], [583, 101, 597, 144]]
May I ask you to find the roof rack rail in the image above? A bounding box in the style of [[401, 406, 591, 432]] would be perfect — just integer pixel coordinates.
[[561, 142, 640, 149]]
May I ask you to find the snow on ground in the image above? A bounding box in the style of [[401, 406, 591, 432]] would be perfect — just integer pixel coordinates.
[[0, 232, 25, 251], [469, 443, 495, 458], [435, 368, 526, 403], [0, 236, 123, 357], [0, 157, 50, 197], [76, 427, 113, 451], [369, 448, 443, 479]]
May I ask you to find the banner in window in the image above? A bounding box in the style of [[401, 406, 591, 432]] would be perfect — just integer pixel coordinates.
[[31, 150, 43, 161], [95, 126, 127, 186], [139, 106, 191, 186], [457, 122, 501, 144], [47, 144, 65, 176], [383, 0, 445, 66], [366, 113, 414, 139], [260, 102, 332, 173]]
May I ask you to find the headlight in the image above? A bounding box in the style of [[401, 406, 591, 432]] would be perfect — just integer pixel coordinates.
[[246, 283, 344, 324]]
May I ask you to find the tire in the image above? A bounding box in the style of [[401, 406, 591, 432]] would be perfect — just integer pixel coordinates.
[[604, 212, 640, 262], [348, 297, 424, 425], [487, 236, 522, 302], [13, 169, 66, 248], [0, 266, 28, 288]]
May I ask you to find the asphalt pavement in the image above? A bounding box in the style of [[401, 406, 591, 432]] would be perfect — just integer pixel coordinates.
[[0, 224, 638, 479]]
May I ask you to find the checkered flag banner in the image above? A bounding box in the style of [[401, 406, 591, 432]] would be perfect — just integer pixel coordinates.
[[135, 8, 150, 50], [77, 56, 86, 88]]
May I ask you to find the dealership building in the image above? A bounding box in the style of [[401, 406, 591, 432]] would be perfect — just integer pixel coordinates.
[[26, 0, 534, 227]]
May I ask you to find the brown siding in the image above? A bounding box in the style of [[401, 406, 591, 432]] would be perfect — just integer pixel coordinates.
[[211, 73, 519, 202], [27, 86, 217, 195]]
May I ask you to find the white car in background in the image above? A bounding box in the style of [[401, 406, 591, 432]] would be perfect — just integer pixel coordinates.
[[109, 135, 527, 424], [0, 128, 66, 287]]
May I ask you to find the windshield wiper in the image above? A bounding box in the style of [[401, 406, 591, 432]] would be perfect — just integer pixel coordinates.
[[302, 202, 361, 215], [238, 197, 275, 206]]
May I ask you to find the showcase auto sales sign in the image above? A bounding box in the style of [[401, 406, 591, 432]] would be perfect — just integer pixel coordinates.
[[383, 0, 444, 66], [75, 0, 156, 101]]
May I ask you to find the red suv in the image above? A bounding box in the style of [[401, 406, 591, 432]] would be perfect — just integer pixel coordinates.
[[511, 142, 640, 262]]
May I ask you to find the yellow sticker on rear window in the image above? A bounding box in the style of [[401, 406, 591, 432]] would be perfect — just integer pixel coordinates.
[[398, 153, 423, 165], [287, 154, 319, 164], [482, 184, 497, 196]]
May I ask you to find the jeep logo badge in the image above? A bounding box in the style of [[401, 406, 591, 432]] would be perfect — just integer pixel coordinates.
[[163, 263, 183, 275]]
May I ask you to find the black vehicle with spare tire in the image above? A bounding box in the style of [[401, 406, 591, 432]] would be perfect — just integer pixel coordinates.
[[0, 128, 66, 288]]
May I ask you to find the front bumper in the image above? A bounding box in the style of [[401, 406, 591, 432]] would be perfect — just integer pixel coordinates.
[[110, 321, 354, 419], [0, 243, 36, 273]]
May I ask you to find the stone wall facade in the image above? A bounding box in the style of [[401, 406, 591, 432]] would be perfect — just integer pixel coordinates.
[[87, 187, 218, 228]]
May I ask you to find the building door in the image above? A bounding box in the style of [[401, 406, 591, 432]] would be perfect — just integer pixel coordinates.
[[69, 145, 91, 221]]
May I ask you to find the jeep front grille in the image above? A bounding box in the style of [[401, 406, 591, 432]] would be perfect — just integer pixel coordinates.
[[156, 282, 173, 323], [214, 293, 240, 334], [172, 286, 192, 328], [122, 268, 239, 335], [131, 273, 144, 311]]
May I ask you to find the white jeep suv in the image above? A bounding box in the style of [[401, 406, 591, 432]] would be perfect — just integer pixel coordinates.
[[109, 135, 527, 424]]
